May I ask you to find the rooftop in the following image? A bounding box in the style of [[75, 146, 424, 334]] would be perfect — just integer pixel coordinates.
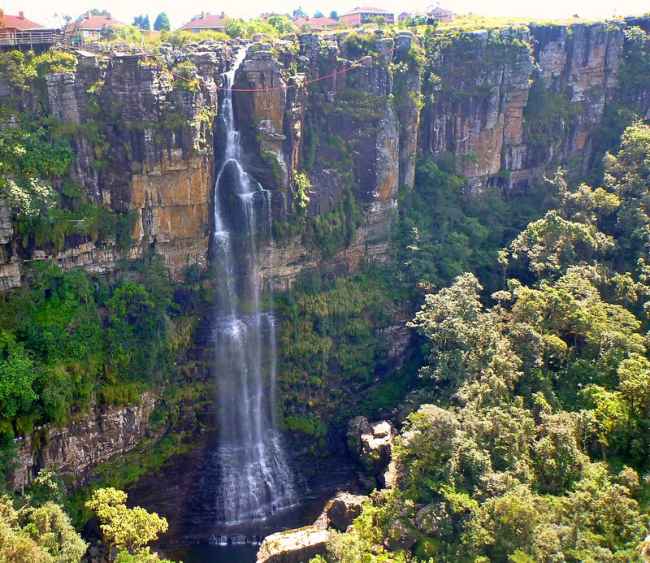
[[0, 12, 44, 30], [71, 15, 125, 31], [345, 6, 393, 14], [294, 16, 339, 27], [180, 13, 228, 30]]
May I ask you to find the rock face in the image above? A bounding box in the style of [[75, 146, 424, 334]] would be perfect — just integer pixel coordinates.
[[254, 491, 367, 562], [1, 22, 650, 290], [419, 22, 645, 190], [255, 491, 365, 561], [319, 492, 366, 532], [256, 525, 330, 563], [0, 47, 231, 287], [347, 416, 395, 487], [0, 22, 648, 514], [11, 392, 157, 490], [420, 28, 535, 189]]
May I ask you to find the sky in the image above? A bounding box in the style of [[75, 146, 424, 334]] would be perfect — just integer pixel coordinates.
[[3, 0, 649, 29]]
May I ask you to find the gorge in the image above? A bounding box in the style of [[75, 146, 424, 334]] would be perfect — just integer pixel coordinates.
[[1, 13, 650, 563]]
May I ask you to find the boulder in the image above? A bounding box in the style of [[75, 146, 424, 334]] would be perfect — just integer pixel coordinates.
[[415, 502, 452, 537], [320, 492, 366, 532], [347, 416, 395, 484], [257, 525, 330, 563]]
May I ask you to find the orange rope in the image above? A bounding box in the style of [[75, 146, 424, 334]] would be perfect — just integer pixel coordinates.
[[170, 61, 365, 93]]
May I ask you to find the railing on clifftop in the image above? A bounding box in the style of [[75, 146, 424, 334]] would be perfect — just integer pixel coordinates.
[[0, 29, 62, 49]]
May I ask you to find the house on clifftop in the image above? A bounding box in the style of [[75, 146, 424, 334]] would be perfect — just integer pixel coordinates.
[[426, 4, 454, 23], [340, 7, 395, 26], [0, 11, 60, 50], [179, 13, 228, 33], [294, 16, 339, 31], [65, 14, 125, 43]]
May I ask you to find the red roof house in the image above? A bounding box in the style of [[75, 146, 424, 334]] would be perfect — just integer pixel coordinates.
[[0, 11, 44, 30], [180, 13, 228, 33], [74, 15, 124, 31], [427, 4, 454, 22], [340, 7, 395, 26], [65, 14, 125, 42], [294, 16, 339, 31], [0, 11, 60, 49]]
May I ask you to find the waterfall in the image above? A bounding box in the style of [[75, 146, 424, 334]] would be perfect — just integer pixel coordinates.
[[211, 48, 296, 526]]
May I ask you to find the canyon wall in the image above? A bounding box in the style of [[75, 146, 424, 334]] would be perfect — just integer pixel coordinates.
[[2, 18, 650, 488], [2, 20, 649, 291], [419, 23, 634, 190], [0, 45, 233, 289]]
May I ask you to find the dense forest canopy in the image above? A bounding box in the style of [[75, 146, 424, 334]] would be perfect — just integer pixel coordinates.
[[314, 124, 650, 562]]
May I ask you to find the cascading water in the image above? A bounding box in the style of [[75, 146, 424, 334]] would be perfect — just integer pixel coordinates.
[[210, 48, 296, 527]]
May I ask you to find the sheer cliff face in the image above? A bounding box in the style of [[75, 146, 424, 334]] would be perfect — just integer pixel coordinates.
[[419, 23, 633, 190], [1, 20, 649, 291], [0, 47, 232, 289]]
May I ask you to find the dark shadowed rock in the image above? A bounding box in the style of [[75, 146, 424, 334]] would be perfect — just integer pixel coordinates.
[[347, 416, 395, 484], [384, 518, 418, 551], [320, 492, 366, 532]]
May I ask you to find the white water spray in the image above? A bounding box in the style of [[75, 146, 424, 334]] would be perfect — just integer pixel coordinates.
[[211, 49, 296, 526]]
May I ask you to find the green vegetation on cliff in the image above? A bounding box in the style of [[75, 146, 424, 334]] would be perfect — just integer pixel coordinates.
[[277, 153, 555, 456], [0, 51, 138, 254], [0, 256, 205, 484], [1, 22, 650, 562], [277, 271, 398, 450]]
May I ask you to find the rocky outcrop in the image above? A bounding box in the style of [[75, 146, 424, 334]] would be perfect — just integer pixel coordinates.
[[420, 28, 535, 189], [11, 392, 157, 490], [419, 21, 650, 190], [234, 43, 289, 191], [256, 525, 330, 563], [318, 492, 366, 532], [347, 417, 395, 488], [255, 491, 366, 561], [0, 46, 232, 287]]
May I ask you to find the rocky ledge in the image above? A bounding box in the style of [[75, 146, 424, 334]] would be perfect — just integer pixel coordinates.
[[257, 491, 367, 562], [11, 392, 157, 490]]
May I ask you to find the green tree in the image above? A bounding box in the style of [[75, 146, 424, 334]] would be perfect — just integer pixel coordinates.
[[86, 488, 168, 555], [408, 273, 521, 403], [0, 495, 86, 563], [132, 15, 150, 31], [267, 15, 296, 34], [115, 548, 174, 562], [0, 330, 36, 422], [153, 12, 170, 32], [604, 123, 650, 270]]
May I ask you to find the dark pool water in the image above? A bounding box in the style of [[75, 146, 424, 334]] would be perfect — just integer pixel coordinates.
[[162, 492, 333, 562], [126, 432, 359, 563], [167, 543, 258, 563]]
